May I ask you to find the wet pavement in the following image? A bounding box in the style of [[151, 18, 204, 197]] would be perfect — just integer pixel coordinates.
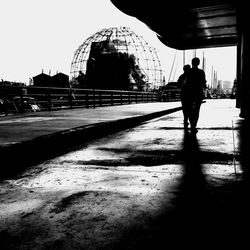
[[0, 99, 250, 249]]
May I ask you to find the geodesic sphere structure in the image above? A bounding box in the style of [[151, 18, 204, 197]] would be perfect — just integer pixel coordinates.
[[70, 27, 163, 91]]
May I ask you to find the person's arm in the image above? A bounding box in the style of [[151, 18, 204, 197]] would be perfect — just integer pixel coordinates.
[[201, 71, 207, 88], [177, 75, 183, 89]]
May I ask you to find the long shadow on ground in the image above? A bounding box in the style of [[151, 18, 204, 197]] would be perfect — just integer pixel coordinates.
[[1, 121, 250, 249], [105, 129, 250, 249]]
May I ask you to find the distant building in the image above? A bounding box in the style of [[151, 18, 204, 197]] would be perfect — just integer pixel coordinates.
[[217, 80, 223, 95], [0, 80, 25, 87], [33, 72, 69, 88], [222, 80, 232, 93], [33, 73, 51, 87], [51, 72, 69, 88]]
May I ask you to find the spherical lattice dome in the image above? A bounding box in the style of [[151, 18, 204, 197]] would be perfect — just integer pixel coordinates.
[[70, 27, 163, 91]]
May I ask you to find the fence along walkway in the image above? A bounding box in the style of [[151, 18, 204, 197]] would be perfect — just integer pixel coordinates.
[[0, 84, 180, 115]]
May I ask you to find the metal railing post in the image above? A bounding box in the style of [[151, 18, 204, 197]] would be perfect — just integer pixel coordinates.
[[68, 88, 73, 109], [3, 85, 8, 116], [20, 87, 24, 113], [86, 91, 89, 108], [111, 92, 113, 106], [99, 92, 102, 107], [93, 89, 95, 108], [47, 86, 51, 111]]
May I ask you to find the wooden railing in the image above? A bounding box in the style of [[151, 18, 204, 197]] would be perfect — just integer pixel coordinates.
[[0, 85, 181, 116], [1, 85, 173, 115]]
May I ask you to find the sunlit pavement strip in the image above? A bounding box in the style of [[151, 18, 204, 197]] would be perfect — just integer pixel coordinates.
[[10, 164, 241, 190], [0, 163, 241, 222], [0, 160, 241, 208]]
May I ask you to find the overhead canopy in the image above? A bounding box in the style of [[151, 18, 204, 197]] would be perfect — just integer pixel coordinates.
[[110, 0, 239, 50]]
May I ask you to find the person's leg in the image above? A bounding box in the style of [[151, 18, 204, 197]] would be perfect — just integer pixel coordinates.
[[190, 101, 201, 133], [181, 97, 190, 128]]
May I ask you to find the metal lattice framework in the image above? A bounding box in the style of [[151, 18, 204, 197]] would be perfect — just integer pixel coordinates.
[[70, 27, 163, 90]]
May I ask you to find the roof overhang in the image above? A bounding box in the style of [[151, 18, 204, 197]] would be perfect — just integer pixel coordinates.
[[110, 0, 239, 50]]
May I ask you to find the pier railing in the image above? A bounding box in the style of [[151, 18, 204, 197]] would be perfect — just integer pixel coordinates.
[[0, 84, 180, 115]]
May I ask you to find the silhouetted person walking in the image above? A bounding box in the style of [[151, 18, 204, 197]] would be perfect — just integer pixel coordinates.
[[177, 64, 191, 128], [178, 57, 207, 133]]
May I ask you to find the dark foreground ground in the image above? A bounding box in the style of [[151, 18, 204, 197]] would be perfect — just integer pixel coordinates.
[[0, 100, 250, 249]]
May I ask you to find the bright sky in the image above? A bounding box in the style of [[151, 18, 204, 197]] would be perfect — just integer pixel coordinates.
[[0, 0, 236, 85]]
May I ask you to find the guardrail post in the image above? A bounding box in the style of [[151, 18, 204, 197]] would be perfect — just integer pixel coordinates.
[[68, 88, 73, 109], [47, 86, 51, 111], [19, 87, 24, 113], [86, 91, 89, 108], [99, 92, 102, 107], [111, 93, 113, 106], [3, 85, 8, 116], [168, 91, 170, 102], [93, 89, 95, 109]]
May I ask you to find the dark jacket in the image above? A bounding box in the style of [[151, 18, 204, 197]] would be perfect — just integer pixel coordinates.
[[179, 67, 206, 101]]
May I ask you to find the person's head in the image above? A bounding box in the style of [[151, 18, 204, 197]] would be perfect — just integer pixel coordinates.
[[183, 64, 191, 73], [191, 57, 200, 67]]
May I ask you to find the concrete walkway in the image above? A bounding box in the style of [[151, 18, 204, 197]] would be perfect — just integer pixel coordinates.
[[0, 99, 249, 249], [0, 102, 181, 146], [0, 102, 182, 178]]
